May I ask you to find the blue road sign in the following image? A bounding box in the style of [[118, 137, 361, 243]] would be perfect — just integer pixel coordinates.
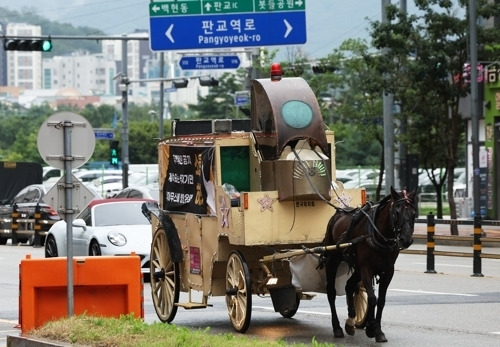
[[180, 55, 240, 70], [150, 11, 306, 51], [94, 129, 115, 140], [234, 91, 250, 106]]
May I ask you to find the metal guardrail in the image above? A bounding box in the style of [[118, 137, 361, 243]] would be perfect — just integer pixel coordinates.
[[401, 214, 500, 277]]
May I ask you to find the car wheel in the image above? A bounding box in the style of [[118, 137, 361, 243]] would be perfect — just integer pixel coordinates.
[[0, 237, 7, 245], [45, 235, 58, 257], [89, 240, 102, 256]]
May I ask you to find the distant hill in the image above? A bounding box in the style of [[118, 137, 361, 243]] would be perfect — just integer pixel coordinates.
[[0, 6, 104, 56]]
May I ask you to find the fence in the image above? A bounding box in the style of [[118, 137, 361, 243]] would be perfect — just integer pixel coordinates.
[[401, 214, 500, 277]]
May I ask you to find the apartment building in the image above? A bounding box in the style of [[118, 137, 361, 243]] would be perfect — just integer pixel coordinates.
[[42, 52, 117, 96], [4, 23, 43, 90]]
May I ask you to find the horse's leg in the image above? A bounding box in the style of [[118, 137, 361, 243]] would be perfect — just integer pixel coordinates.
[[344, 269, 360, 336], [325, 252, 344, 338], [360, 271, 377, 339], [372, 268, 395, 343]]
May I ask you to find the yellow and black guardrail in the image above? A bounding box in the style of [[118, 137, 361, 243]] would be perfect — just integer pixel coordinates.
[[401, 213, 500, 277]]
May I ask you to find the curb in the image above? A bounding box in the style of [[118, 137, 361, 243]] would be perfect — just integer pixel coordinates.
[[7, 335, 69, 347]]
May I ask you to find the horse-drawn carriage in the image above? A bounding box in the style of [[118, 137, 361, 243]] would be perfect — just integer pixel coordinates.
[[143, 65, 416, 340]]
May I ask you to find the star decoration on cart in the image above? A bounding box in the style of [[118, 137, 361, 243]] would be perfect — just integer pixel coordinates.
[[219, 196, 229, 227], [335, 190, 353, 208], [258, 194, 277, 212]]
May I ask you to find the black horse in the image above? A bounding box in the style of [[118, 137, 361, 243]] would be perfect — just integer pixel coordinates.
[[323, 186, 416, 342]]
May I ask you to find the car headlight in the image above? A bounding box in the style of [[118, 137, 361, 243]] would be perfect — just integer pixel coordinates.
[[107, 232, 127, 246]]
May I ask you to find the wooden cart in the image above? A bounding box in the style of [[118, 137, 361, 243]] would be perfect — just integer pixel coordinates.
[[144, 71, 367, 333]]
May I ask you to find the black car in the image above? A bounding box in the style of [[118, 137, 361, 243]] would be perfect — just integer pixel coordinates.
[[0, 184, 60, 245]]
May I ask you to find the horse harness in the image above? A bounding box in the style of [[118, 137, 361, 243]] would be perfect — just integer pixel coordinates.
[[336, 192, 416, 253]]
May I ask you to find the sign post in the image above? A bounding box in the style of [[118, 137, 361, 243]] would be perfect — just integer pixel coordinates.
[[149, 0, 306, 51], [37, 112, 95, 318]]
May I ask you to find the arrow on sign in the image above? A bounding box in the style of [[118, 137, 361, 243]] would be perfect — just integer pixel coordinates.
[[284, 20, 292, 38], [165, 24, 174, 43], [152, 4, 160, 13]]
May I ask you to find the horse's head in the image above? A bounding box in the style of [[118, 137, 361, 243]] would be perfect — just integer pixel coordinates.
[[390, 186, 417, 250]]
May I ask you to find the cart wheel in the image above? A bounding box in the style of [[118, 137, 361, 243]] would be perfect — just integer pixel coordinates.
[[354, 281, 368, 328], [225, 251, 252, 333], [279, 294, 300, 318], [150, 227, 180, 323]]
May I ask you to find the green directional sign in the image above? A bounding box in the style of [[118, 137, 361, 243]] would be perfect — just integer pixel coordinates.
[[149, 0, 305, 16]]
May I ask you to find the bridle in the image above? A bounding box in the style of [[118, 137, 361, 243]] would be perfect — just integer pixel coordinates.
[[364, 191, 416, 252]]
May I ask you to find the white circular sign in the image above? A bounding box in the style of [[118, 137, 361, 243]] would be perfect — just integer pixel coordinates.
[[37, 112, 95, 170]]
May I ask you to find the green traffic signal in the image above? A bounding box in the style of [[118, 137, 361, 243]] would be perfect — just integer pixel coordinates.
[[41, 40, 52, 52], [110, 141, 119, 166]]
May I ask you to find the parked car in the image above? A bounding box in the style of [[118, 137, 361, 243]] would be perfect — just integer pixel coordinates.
[[44, 198, 156, 279], [114, 185, 159, 201], [100, 171, 159, 198], [0, 184, 60, 245]]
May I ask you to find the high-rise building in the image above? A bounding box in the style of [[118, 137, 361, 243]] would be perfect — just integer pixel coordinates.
[[4, 23, 43, 90]]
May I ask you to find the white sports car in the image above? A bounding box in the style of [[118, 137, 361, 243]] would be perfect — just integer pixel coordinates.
[[44, 198, 156, 279]]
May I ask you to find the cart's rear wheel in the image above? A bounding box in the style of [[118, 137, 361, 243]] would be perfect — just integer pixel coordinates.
[[354, 281, 368, 328], [150, 227, 179, 323], [225, 251, 252, 333]]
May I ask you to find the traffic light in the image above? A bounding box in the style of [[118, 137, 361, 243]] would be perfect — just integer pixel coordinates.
[[110, 140, 119, 166], [199, 77, 219, 87], [172, 79, 188, 88], [3, 39, 53, 52], [312, 65, 336, 74]]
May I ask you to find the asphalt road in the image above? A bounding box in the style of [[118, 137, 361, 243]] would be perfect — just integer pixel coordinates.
[[1, 242, 500, 346]]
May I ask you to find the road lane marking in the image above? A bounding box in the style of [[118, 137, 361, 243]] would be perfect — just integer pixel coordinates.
[[389, 289, 478, 296], [413, 262, 471, 268], [0, 319, 17, 324]]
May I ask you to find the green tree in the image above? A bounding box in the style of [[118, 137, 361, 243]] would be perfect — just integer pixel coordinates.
[[369, 1, 500, 227], [188, 72, 248, 119]]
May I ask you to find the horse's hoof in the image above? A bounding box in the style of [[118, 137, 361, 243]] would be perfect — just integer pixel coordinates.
[[376, 333, 388, 343], [333, 327, 344, 338], [365, 326, 375, 338], [345, 323, 355, 336]]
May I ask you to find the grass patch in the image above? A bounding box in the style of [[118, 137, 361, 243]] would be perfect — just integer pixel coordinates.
[[418, 205, 450, 217], [29, 314, 337, 347]]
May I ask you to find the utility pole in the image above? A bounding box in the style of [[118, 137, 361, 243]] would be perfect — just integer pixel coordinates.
[[121, 37, 129, 189], [159, 52, 165, 139], [469, 0, 480, 219], [382, 0, 394, 194], [399, 0, 408, 191]]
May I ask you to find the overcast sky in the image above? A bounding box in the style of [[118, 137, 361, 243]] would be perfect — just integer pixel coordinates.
[[5, 1, 456, 60]]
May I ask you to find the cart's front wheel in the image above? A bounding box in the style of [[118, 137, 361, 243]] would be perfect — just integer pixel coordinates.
[[150, 227, 179, 323], [354, 281, 368, 328], [225, 251, 252, 333]]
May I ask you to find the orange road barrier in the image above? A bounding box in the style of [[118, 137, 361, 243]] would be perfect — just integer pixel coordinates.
[[19, 253, 143, 333]]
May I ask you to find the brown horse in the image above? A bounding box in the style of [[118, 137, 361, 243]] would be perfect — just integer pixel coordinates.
[[323, 187, 416, 342]]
